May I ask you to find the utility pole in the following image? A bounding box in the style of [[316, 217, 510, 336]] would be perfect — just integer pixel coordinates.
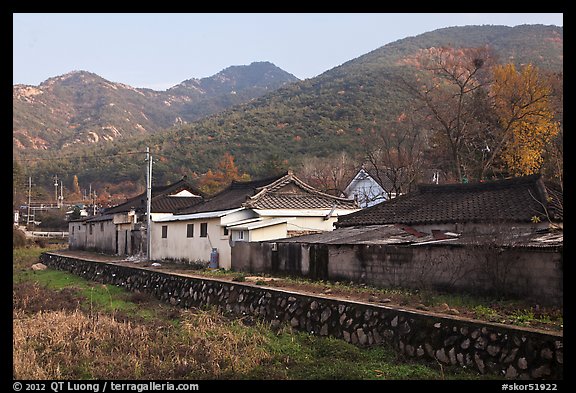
[[92, 190, 97, 216], [60, 182, 64, 207], [27, 176, 32, 226], [54, 175, 59, 207], [146, 147, 153, 261]]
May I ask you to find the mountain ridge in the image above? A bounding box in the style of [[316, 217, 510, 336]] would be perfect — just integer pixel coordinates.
[[13, 61, 299, 151]]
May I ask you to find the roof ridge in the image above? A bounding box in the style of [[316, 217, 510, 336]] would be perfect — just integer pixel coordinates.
[[417, 174, 542, 193]]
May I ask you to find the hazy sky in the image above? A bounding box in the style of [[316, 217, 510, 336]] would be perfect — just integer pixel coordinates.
[[13, 13, 563, 90]]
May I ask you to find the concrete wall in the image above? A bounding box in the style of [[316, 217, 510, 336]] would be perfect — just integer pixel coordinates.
[[40, 252, 564, 380], [232, 242, 563, 306], [68, 222, 86, 249]]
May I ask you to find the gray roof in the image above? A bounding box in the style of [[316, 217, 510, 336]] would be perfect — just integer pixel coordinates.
[[275, 224, 562, 249], [103, 178, 204, 215]]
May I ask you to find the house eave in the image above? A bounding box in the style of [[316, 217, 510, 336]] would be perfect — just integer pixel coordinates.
[[153, 208, 244, 222]]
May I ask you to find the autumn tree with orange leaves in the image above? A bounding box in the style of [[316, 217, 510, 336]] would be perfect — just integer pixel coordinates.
[[486, 64, 560, 177], [197, 152, 250, 195]]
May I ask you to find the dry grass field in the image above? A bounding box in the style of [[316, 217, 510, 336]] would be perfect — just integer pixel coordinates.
[[13, 246, 500, 380]]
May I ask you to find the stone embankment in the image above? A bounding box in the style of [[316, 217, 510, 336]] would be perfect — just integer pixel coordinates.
[[40, 252, 563, 380]]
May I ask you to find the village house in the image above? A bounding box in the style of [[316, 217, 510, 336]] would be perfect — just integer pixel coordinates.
[[150, 171, 359, 269], [341, 167, 395, 208], [68, 177, 203, 256], [342, 167, 448, 208], [232, 174, 563, 305]]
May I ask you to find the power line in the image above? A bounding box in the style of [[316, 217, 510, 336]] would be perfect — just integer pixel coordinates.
[[13, 149, 150, 163]]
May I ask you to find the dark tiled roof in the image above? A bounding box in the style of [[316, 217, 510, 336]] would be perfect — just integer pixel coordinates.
[[177, 171, 357, 215], [176, 174, 286, 214], [152, 195, 204, 213], [337, 174, 562, 227], [245, 172, 357, 210], [103, 178, 204, 214]]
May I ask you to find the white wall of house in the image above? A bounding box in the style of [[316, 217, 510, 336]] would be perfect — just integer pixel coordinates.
[[151, 216, 232, 267], [229, 220, 288, 243], [287, 216, 337, 233], [249, 224, 288, 242], [348, 178, 387, 208], [343, 170, 388, 208], [151, 210, 252, 269], [254, 209, 359, 234]]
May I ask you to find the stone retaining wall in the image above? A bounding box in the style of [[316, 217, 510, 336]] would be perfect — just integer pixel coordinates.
[[40, 252, 563, 380]]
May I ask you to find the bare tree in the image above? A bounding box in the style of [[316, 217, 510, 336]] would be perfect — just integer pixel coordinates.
[[398, 46, 495, 182], [363, 106, 427, 197], [298, 152, 358, 196]]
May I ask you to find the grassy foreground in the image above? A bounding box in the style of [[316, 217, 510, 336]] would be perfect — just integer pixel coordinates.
[[13, 247, 495, 380]]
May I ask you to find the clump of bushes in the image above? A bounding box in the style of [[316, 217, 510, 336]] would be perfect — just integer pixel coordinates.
[[13, 227, 27, 249]]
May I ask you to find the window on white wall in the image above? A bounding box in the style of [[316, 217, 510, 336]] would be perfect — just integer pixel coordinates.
[[200, 223, 208, 237], [161, 225, 168, 239], [187, 223, 194, 238]]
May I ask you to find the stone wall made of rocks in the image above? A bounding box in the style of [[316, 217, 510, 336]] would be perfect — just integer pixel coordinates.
[[40, 252, 563, 380]]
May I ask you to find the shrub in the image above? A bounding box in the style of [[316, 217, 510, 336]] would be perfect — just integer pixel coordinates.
[[13, 227, 27, 249]]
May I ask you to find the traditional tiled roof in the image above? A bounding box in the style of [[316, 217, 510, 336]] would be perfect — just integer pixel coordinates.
[[176, 174, 285, 214], [103, 178, 204, 215], [177, 171, 358, 215], [337, 174, 562, 228], [245, 171, 357, 210]]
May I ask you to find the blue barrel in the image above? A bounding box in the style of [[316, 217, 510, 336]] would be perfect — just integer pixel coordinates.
[[209, 248, 219, 268]]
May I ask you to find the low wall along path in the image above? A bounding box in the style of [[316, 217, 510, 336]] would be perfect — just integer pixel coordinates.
[[40, 252, 563, 380]]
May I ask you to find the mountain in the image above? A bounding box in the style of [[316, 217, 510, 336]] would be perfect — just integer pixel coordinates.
[[145, 24, 564, 176], [16, 24, 562, 195], [13, 62, 299, 151]]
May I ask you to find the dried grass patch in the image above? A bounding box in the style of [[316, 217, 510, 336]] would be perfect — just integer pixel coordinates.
[[13, 306, 271, 380]]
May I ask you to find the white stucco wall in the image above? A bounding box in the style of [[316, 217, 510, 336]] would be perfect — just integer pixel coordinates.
[[151, 210, 255, 270], [286, 216, 337, 233], [248, 224, 287, 242], [346, 177, 387, 208]]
